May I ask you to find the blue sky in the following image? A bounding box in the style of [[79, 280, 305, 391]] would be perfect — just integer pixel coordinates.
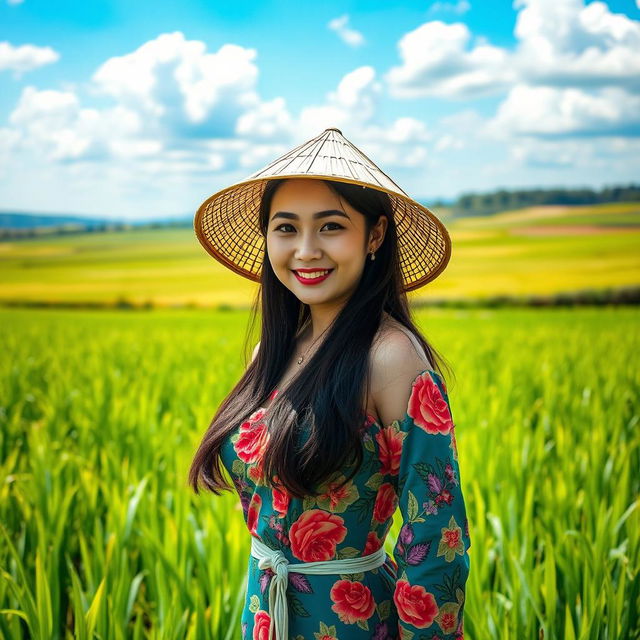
[[1, 0, 639, 220]]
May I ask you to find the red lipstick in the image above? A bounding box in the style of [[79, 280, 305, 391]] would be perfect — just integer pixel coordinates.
[[291, 268, 334, 285]]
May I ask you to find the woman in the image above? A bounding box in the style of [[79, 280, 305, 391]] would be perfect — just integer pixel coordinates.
[[189, 128, 471, 640]]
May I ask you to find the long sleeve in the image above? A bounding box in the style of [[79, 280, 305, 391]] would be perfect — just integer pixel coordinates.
[[390, 369, 471, 639]]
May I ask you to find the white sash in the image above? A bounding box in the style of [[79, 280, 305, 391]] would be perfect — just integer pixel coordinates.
[[250, 535, 388, 640]]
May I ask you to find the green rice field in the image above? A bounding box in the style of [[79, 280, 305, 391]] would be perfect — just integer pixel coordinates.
[[1, 305, 638, 639]]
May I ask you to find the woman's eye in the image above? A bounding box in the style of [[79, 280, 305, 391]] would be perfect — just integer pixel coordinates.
[[273, 222, 343, 233], [274, 223, 295, 232]]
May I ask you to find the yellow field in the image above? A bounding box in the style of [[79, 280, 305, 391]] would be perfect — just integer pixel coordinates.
[[0, 202, 638, 307]]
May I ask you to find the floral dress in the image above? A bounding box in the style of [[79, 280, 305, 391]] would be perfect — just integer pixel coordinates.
[[219, 368, 471, 640]]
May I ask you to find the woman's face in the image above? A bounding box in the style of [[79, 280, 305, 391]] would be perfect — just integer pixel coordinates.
[[266, 178, 385, 308]]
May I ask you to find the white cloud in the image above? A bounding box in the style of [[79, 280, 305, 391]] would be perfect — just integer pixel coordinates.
[[298, 66, 381, 137], [427, 1, 471, 15], [386, 21, 514, 99], [328, 14, 365, 47], [514, 0, 640, 91], [507, 135, 640, 170], [387, 0, 640, 99], [0, 41, 60, 74], [8, 86, 147, 161], [91, 32, 260, 134], [350, 120, 432, 168], [328, 66, 381, 117], [0, 32, 287, 181], [235, 97, 293, 140], [487, 84, 640, 138]]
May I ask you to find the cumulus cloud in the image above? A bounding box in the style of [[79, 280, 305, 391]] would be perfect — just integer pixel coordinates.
[[514, 0, 640, 91], [386, 21, 514, 99], [1, 32, 430, 188], [8, 86, 150, 161], [384, 0, 640, 169], [1, 32, 287, 180], [386, 0, 640, 99], [297, 66, 382, 137], [0, 41, 60, 74], [487, 85, 640, 138], [91, 32, 260, 137], [328, 15, 365, 47]]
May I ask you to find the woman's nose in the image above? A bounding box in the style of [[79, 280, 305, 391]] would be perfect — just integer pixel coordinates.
[[294, 233, 322, 260]]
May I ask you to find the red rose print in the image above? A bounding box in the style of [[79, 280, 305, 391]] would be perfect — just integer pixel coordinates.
[[235, 420, 269, 464], [272, 476, 291, 517], [407, 372, 453, 436], [444, 528, 460, 547], [364, 531, 382, 555], [249, 408, 267, 423], [438, 607, 458, 634], [247, 493, 262, 535], [288, 509, 347, 562], [330, 579, 376, 624], [252, 609, 271, 640], [373, 483, 398, 524], [393, 578, 439, 628], [376, 426, 403, 476]]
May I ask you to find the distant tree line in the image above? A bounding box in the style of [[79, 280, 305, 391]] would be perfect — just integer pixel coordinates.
[[2, 182, 639, 240], [0, 219, 192, 241], [448, 183, 640, 217]]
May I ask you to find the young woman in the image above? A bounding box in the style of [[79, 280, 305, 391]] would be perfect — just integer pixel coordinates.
[[189, 129, 471, 640]]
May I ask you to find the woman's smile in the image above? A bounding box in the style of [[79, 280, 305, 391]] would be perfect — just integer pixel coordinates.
[[291, 268, 334, 284]]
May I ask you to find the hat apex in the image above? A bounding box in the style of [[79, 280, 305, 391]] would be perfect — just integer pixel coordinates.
[[240, 127, 410, 200]]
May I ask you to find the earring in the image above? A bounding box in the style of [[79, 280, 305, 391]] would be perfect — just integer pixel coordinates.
[[369, 250, 376, 261]]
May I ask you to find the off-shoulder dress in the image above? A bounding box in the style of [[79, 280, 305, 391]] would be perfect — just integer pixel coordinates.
[[220, 367, 471, 640]]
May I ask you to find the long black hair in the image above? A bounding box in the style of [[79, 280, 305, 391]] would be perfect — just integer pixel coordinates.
[[189, 178, 453, 499]]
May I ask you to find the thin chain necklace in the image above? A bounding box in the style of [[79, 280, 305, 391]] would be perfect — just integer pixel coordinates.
[[296, 323, 332, 365]]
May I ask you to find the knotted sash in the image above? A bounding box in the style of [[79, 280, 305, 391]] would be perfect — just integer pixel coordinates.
[[250, 535, 388, 640]]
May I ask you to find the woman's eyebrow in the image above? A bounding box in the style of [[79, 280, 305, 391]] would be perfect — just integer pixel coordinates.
[[272, 209, 350, 221]]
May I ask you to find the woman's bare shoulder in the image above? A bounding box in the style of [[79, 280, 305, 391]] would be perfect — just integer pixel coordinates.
[[369, 316, 435, 426], [371, 314, 433, 364]]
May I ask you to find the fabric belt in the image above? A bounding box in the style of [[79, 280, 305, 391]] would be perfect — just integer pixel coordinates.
[[250, 535, 388, 640]]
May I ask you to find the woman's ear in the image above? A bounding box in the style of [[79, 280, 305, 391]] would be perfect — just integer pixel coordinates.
[[369, 215, 388, 252]]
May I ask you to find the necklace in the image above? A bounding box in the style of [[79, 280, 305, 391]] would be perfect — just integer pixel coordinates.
[[296, 323, 332, 365]]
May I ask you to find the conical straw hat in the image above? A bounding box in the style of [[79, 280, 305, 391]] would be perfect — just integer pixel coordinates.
[[194, 127, 451, 291]]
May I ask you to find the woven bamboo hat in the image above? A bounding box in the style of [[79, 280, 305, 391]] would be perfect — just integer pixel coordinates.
[[194, 127, 451, 291]]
